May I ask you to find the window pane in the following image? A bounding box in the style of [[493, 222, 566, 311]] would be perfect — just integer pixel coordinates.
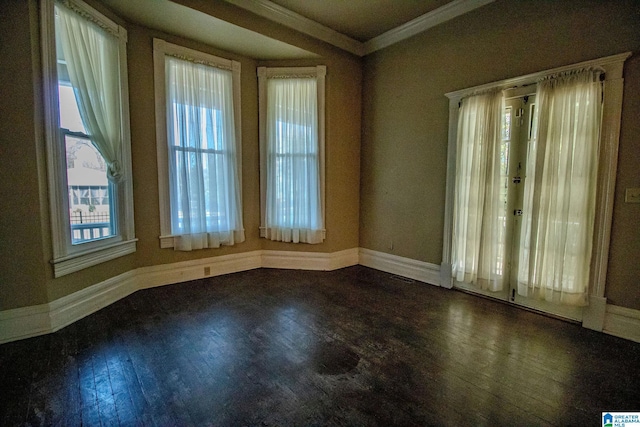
[[502, 106, 511, 141], [65, 135, 114, 244], [58, 84, 86, 133], [267, 78, 320, 231], [500, 106, 512, 207]]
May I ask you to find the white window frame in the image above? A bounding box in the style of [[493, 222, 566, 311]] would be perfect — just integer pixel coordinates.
[[257, 66, 326, 241], [441, 52, 631, 329], [41, 0, 136, 277], [153, 39, 242, 249]]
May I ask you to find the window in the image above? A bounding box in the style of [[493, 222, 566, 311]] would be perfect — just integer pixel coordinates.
[[258, 66, 326, 244], [41, 0, 135, 277], [153, 39, 244, 251]]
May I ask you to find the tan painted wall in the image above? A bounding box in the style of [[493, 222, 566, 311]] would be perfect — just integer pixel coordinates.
[[360, 0, 640, 309], [0, 0, 49, 310], [0, 0, 361, 309]]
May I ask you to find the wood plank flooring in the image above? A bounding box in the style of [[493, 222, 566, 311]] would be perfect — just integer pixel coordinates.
[[1, 266, 638, 426]]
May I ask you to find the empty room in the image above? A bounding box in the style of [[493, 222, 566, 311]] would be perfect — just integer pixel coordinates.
[[1, 0, 639, 425]]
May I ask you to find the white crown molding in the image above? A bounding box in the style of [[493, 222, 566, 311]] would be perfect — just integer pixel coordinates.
[[362, 0, 495, 55], [224, 0, 364, 56], [224, 0, 494, 57]]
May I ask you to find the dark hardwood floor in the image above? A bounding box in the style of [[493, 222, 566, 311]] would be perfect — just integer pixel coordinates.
[[1, 266, 638, 426]]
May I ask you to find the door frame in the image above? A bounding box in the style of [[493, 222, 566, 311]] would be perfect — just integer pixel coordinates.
[[440, 52, 631, 329]]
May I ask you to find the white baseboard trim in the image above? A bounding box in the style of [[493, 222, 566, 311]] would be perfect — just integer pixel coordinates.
[[0, 272, 139, 345], [262, 248, 359, 271], [0, 304, 51, 344], [603, 304, 640, 343], [358, 248, 441, 286], [49, 270, 138, 333], [3, 247, 638, 345], [0, 248, 358, 344], [137, 250, 263, 289]]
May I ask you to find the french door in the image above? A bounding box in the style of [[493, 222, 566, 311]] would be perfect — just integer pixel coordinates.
[[455, 88, 583, 321], [445, 54, 630, 329], [507, 92, 584, 320]]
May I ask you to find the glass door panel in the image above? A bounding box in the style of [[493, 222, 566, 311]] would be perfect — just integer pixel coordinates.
[[506, 94, 583, 321], [454, 93, 583, 322]]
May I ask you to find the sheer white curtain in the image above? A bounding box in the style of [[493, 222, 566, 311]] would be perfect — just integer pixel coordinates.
[[452, 90, 506, 291], [517, 70, 602, 306], [56, 3, 124, 182], [264, 77, 323, 243], [165, 56, 244, 251]]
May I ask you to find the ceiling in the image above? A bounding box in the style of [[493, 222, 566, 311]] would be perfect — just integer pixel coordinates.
[[267, 0, 454, 42], [100, 0, 494, 59], [101, 0, 319, 59]]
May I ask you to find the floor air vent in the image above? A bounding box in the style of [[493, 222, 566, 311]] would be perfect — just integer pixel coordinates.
[[391, 275, 415, 283]]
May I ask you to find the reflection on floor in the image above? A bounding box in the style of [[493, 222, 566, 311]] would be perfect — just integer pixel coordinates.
[[1, 266, 638, 426]]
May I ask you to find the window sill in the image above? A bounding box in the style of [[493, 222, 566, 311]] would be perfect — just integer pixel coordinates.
[[259, 227, 326, 241], [159, 232, 245, 249], [51, 239, 137, 278], [159, 235, 176, 249]]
